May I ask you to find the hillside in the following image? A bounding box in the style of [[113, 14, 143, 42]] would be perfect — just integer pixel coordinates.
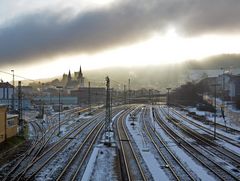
[[186, 54, 240, 69], [26, 54, 240, 90]]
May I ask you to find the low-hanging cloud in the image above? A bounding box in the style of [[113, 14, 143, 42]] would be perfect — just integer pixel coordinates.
[[0, 0, 240, 66]]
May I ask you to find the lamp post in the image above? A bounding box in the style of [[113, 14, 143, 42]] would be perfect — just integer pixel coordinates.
[[166, 88, 171, 118], [41, 83, 44, 118], [220, 67, 227, 130], [11, 69, 14, 110], [220, 67, 225, 104], [211, 83, 220, 139], [56, 86, 63, 135], [128, 78, 131, 104], [88, 82, 91, 114]]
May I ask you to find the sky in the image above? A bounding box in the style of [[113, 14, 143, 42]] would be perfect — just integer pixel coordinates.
[[1, 0, 240, 81]]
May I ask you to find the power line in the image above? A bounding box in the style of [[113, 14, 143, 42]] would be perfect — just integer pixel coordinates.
[[0, 70, 35, 82]]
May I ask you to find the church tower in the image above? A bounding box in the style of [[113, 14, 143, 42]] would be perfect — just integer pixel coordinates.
[[65, 70, 73, 89], [68, 70, 72, 82], [78, 66, 84, 87], [78, 66, 83, 79]]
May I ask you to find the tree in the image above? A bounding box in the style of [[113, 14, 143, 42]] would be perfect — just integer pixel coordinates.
[[171, 82, 205, 106]]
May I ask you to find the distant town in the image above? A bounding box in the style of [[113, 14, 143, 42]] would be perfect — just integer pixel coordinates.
[[1, 65, 240, 180], [1, 65, 240, 142]]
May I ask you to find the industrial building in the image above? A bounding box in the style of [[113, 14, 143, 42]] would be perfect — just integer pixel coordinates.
[[0, 82, 14, 109], [33, 96, 78, 105], [71, 87, 105, 105], [0, 105, 19, 143]]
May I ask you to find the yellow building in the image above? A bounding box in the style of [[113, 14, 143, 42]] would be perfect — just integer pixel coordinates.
[[7, 114, 19, 139], [0, 105, 7, 143], [0, 105, 19, 143]]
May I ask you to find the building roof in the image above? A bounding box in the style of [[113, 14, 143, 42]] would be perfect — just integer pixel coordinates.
[[0, 104, 8, 108], [7, 114, 18, 119], [229, 75, 240, 82], [0, 82, 14, 88]]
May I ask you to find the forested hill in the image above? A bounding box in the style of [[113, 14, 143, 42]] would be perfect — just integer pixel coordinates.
[[186, 54, 240, 69], [28, 54, 240, 90]]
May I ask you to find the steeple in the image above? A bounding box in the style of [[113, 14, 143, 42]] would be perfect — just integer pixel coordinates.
[[68, 70, 72, 81], [78, 65, 83, 79]]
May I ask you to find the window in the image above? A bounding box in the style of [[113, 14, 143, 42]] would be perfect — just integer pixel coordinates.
[[7, 118, 16, 127]]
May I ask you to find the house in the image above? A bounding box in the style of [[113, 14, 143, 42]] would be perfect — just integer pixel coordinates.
[[229, 76, 240, 100], [216, 74, 240, 100], [0, 82, 14, 109], [0, 82, 32, 110], [0, 105, 7, 143], [0, 105, 19, 143]]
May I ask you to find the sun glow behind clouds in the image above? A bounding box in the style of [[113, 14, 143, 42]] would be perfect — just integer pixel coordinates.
[[8, 29, 240, 81], [73, 29, 240, 67]]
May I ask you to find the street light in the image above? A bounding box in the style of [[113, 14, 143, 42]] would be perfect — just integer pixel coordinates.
[[88, 81, 91, 114], [166, 88, 171, 118], [220, 67, 227, 131], [41, 83, 45, 118], [211, 83, 220, 139], [220, 67, 225, 104], [11, 69, 14, 110], [56, 86, 63, 135]]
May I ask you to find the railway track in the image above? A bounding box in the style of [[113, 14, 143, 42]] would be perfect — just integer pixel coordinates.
[[56, 121, 104, 181], [11, 111, 104, 181], [171, 108, 240, 148], [3, 107, 90, 181], [161, 107, 240, 170], [21, 107, 123, 181], [173, 105, 240, 135], [29, 121, 44, 143], [142, 107, 196, 181], [9, 107, 121, 181], [116, 110, 147, 181], [155, 106, 240, 180]]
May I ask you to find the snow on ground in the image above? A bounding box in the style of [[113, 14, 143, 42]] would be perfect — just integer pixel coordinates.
[[36, 121, 95, 180], [81, 146, 99, 181], [187, 107, 240, 131], [159, 106, 240, 178], [155, 106, 218, 181], [81, 110, 124, 181], [228, 104, 240, 113], [84, 145, 119, 181], [125, 112, 169, 180], [47, 113, 89, 144], [173, 108, 240, 155], [24, 111, 39, 139], [28, 121, 35, 140]]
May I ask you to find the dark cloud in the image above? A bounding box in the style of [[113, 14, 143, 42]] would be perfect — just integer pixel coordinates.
[[0, 0, 240, 65], [177, 0, 240, 35]]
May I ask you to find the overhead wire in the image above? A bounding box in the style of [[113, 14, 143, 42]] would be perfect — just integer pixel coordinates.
[[0, 70, 35, 82]]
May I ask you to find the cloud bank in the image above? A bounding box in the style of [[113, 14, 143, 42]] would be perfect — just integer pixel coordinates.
[[0, 0, 240, 66]]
